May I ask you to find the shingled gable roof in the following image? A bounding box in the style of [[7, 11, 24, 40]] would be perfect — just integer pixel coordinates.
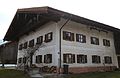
[[4, 6, 120, 41]]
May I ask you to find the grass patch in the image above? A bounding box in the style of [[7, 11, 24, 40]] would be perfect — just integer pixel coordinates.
[[0, 69, 30, 78], [44, 71, 120, 78], [62, 71, 120, 78]]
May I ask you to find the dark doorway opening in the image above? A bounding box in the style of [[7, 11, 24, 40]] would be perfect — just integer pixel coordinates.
[[117, 56, 120, 68]]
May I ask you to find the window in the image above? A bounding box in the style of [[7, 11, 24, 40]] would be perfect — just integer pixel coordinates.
[[23, 42, 28, 49], [92, 55, 101, 63], [18, 58, 22, 63], [77, 54, 87, 63], [44, 54, 52, 63], [44, 32, 53, 42], [45, 32, 53, 42], [63, 31, 74, 41], [23, 57, 27, 63], [63, 54, 75, 63], [103, 39, 110, 47], [91, 37, 99, 45], [36, 55, 42, 63], [19, 44, 23, 50], [76, 34, 86, 43], [36, 36, 43, 44], [104, 56, 112, 64], [29, 39, 34, 47]]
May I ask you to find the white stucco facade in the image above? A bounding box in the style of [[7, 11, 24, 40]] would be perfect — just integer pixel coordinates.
[[17, 18, 118, 71]]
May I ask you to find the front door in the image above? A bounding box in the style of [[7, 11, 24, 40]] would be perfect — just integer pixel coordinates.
[[117, 56, 120, 68]]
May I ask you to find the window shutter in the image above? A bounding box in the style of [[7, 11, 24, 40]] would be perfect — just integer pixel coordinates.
[[103, 39, 106, 46], [83, 35, 86, 43], [44, 55, 46, 63], [91, 37, 93, 44], [76, 34, 79, 42], [36, 56, 38, 63], [50, 32, 53, 41], [39, 55, 42, 63], [92, 55, 95, 63], [72, 54, 75, 63], [98, 56, 101, 63], [19, 44, 23, 50], [71, 33, 74, 41], [23, 42, 28, 49], [44, 34, 47, 42], [105, 57, 107, 63], [77, 55, 79, 63], [85, 55, 87, 63], [63, 31, 66, 40], [110, 57, 112, 63], [63, 54, 67, 63], [107, 40, 110, 46], [29, 39, 34, 47]]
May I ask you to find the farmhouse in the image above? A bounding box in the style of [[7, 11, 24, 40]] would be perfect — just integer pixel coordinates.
[[4, 6, 120, 73]]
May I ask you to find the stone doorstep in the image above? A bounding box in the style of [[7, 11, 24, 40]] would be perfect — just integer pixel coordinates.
[[28, 68, 40, 75], [30, 73, 61, 78], [30, 73, 43, 78]]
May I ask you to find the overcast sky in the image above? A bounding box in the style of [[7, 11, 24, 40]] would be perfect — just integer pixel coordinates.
[[0, 0, 120, 42]]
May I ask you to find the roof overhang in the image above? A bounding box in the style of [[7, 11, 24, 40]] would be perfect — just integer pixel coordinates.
[[4, 6, 120, 41]]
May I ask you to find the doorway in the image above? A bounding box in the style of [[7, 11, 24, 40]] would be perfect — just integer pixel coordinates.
[[117, 56, 120, 68]]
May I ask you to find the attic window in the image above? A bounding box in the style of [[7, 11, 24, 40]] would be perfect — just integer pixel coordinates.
[[44, 32, 53, 42]]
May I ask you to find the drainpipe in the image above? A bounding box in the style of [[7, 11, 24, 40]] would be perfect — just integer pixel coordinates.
[[59, 15, 72, 74]]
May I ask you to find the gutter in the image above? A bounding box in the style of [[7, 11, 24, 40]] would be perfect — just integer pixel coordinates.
[[59, 15, 72, 74]]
